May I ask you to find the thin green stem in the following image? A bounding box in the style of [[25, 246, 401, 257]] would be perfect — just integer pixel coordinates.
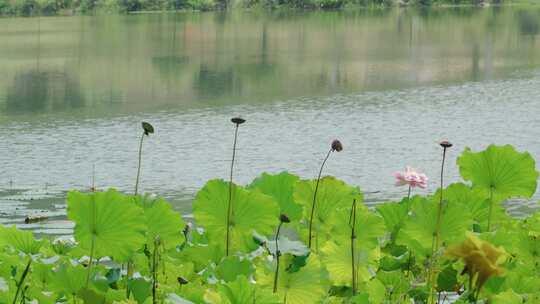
[[152, 238, 158, 304], [86, 236, 95, 288], [407, 185, 412, 200], [12, 258, 31, 304], [487, 187, 494, 232], [86, 193, 96, 288], [273, 222, 284, 293], [350, 199, 357, 295], [308, 148, 333, 249], [134, 132, 145, 195], [428, 146, 448, 304], [226, 124, 240, 256]]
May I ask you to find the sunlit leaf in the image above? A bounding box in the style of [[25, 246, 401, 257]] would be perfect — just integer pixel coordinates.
[[249, 172, 303, 221], [293, 177, 360, 249], [67, 189, 147, 261], [208, 275, 279, 304], [216, 256, 254, 282], [397, 197, 472, 258], [457, 144, 538, 202], [321, 239, 380, 286], [192, 179, 280, 255], [135, 194, 185, 250], [0, 225, 42, 255], [257, 254, 328, 304]]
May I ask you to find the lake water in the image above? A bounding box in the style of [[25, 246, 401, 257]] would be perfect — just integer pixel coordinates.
[[1, 7, 540, 235]]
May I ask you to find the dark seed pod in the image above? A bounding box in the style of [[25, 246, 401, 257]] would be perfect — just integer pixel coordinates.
[[279, 214, 291, 223], [331, 139, 343, 152], [231, 117, 246, 125], [142, 122, 154, 136], [439, 140, 453, 148], [177, 277, 189, 285]]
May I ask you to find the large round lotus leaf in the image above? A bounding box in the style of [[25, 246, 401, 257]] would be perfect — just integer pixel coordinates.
[[67, 189, 147, 262], [134, 194, 185, 251], [257, 254, 328, 304], [0, 225, 42, 255], [457, 145, 538, 202], [192, 179, 279, 255], [249, 172, 303, 221], [397, 197, 472, 258], [211, 275, 279, 304], [320, 239, 380, 287]]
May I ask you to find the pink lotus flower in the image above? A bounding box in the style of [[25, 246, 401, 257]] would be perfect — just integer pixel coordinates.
[[394, 166, 428, 189]]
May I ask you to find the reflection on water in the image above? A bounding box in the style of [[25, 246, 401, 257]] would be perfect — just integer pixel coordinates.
[[1, 7, 540, 119], [6, 70, 85, 113]]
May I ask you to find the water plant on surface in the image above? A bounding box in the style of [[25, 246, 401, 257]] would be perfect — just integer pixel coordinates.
[[1, 143, 540, 304], [308, 139, 342, 249]]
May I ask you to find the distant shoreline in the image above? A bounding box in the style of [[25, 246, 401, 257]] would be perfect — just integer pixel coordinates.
[[0, 0, 537, 18]]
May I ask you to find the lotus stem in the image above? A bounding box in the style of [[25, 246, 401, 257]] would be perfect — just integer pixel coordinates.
[[428, 141, 452, 304], [12, 258, 31, 304], [308, 148, 332, 249], [135, 122, 154, 195], [134, 133, 145, 195], [487, 187, 494, 232], [226, 124, 240, 256], [350, 199, 357, 295], [273, 221, 284, 293], [152, 238, 158, 304], [86, 193, 97, 288], [86, 236, 95, 288]]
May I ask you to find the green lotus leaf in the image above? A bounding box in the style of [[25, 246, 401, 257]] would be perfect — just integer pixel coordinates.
[[457, 145, 538, 202], [77, 288, 107, 304], [0, 225, 42, 255], [128, 277, 151, 303], [134, 194, 185, 250], [331, 203, 386, 250], [67, 189, 147, 261], [491, 289, 522, 304], [293, 177, 360, 249], [376, 270, 410, 299], [320, 239, 380, 286], [397, 197, 472, 258], [216, 256, 254, 282], [249, 172, 303, 221], [253, 232, 309, 256], [51, 263, 87, 296], [376, 197, 411, 238], [319, 203, 386, 288], [254, 254, 328, 304], [166, 293, 195, 304], [192, 179, 280, 255], [211, 275, 280, 304]]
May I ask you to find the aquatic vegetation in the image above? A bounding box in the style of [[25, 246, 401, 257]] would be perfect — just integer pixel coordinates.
[[308, 139, 343, 249], [226, 117, 246, 257], [134, 121, 154, 195], [1, 143, 540, 303]]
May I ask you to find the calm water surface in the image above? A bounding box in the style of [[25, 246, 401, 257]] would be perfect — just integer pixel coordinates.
[[1, 7, 540, 234]]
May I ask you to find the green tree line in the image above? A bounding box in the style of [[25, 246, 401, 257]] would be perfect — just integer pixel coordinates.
[[0, 0, 509, 16]]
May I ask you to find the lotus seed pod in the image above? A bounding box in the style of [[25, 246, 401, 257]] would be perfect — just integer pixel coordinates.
[[331, 139, 343, 152], [280, 214, 291, 223], [142, 122, 154, 136], [231, 117, 246, 125], [440, 140, 453, 148]]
